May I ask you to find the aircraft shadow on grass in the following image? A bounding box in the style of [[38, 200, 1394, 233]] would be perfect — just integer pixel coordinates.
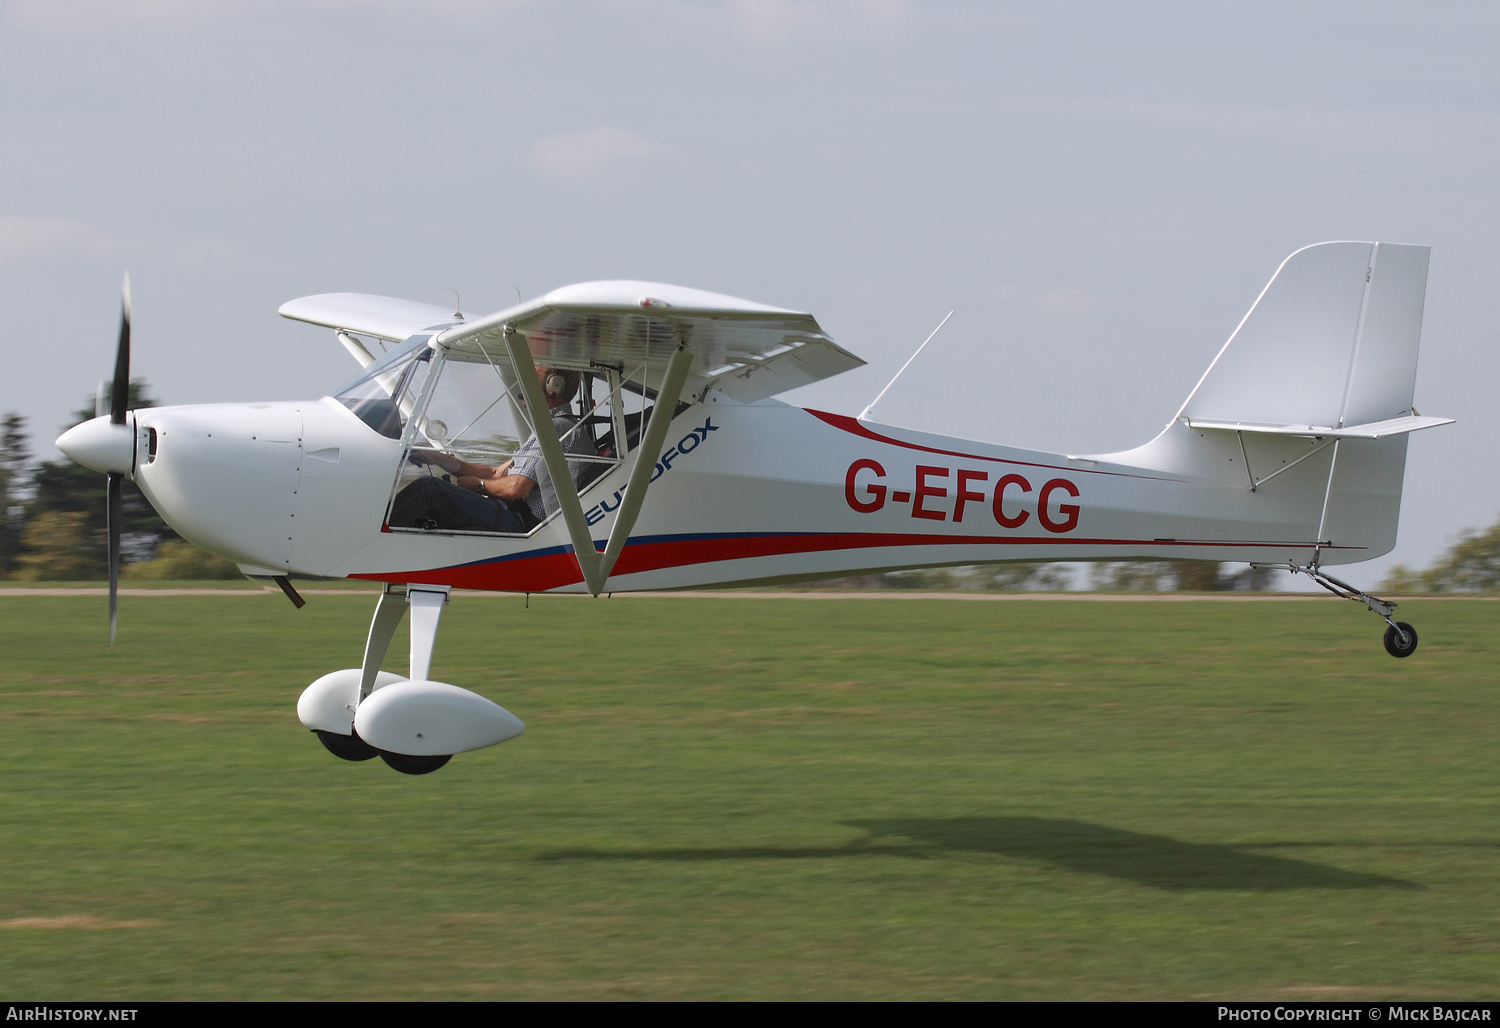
[[536, 817, 1419, 892]]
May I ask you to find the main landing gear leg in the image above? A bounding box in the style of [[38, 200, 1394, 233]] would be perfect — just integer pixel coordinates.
[[361, 582, 409, 702], [405, 586, 449, 684], [301, 583, 523, 774], [311, 583, 408, 762], [1269, 563, 1418, 658], [374, 586, 453, 775]]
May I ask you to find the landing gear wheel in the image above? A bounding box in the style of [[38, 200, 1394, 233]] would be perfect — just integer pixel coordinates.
[[315, 729, 379, 761], [379, 751, 452, 775], [1383, 622, 1418, 658]]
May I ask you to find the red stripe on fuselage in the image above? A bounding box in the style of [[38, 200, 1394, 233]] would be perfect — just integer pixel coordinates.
[[804, 409, 1174, 481], [356, 549, 585, 592], [353, 531, 1349, 593]]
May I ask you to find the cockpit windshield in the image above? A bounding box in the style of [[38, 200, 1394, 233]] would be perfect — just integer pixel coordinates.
[[332, 334, 433, 439]]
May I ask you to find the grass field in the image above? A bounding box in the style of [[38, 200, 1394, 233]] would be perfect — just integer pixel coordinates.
[[2, 590, 1498, 999]]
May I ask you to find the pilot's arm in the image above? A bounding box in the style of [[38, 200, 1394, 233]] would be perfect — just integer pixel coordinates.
[[415, 450, 537, 501], [465, 469, 534, 502]]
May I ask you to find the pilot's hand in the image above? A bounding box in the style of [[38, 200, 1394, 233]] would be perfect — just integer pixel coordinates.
[[412, 450, 458, 474]]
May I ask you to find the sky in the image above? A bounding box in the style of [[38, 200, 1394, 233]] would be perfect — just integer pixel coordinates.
[[2, 0, 1496, 589]]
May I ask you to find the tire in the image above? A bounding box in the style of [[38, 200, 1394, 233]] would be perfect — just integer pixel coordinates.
[[1383, 622, 1418, 658], [315, 729, 379, 761], [379, 751, 452, 775]]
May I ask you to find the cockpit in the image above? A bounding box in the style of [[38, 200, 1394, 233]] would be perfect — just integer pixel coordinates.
[[333, 332, 684, 536]]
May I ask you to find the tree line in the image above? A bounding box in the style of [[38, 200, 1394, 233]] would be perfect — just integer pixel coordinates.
[[1381, 521, 1500, 593]]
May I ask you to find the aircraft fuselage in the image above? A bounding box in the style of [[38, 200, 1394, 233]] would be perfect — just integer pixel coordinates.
[[123, 393, 1366, 593]]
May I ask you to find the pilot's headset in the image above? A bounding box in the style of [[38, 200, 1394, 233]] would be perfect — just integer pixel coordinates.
[[542, 368, 580, 405]]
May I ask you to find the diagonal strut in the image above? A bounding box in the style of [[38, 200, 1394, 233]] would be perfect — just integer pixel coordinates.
[[598, 344, 693, 584], [503, 326, 607, 594]]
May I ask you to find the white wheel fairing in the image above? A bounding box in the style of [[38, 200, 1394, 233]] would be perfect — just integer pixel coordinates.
[[353, 680, 524, 756], [297, 668, 407, 735]]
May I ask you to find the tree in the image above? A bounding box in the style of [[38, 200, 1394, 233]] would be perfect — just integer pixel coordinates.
[[797, 562, 1075, 591], [10, 512, 96, 580], [1173, 560, 1223, 591], [882, 568, 963, 590], [1092, 560, 1176, 591], [969, 562, 1074, 592], [1379, 564, 1426, 594], [26, 379, 176, 576], [1383, 515, 1500, 594], [122, 540, 241, 580], [1088, 560, 1267, 592], [0, 413, 33, 577]]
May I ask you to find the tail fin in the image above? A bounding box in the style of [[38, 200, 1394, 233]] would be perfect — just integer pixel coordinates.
[[1117, 242, 1445, 565], [1188, 243, 1438, 562], [1178, 241, 1429, 430]]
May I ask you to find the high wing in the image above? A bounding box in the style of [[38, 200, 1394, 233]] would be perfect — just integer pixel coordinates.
[[425, 280, 863, 596], [436, 280, 864, 404], [280, 293, 467, 367], [281, 280, 862, 596]]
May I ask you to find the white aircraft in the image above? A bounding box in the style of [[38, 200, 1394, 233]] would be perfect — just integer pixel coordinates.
[[57, 241, 1454, 774]]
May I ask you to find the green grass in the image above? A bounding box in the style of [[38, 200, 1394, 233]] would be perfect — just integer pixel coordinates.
[[0, 578, 378, 591], [1, 592, 1498, 999]]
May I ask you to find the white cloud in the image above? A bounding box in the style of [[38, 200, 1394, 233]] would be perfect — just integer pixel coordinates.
[[530, 128, 666, 181], [0, 216, 117, 264]]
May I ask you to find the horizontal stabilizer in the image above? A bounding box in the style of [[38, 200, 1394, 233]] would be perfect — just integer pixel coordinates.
[[1187, 413, 1454, 440], [279, 293, 465, 342]]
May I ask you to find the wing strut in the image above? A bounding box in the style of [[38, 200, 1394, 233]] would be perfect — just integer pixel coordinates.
[[503, 324, 693, 596], [598, 343, 694, 583], [504, 326, 607, 594]]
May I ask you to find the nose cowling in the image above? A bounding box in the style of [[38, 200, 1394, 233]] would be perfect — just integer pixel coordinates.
[[130, 402, 303, 573], [56, 415, 135, 475]]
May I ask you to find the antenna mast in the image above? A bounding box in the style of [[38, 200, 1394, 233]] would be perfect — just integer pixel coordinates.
[[858, 310, 953, 422]]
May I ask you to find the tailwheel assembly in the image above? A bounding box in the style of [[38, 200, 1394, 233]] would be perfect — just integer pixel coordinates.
[[1263, 563, 1420, 659]]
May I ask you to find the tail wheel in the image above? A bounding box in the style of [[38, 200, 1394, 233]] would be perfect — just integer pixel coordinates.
[[315, 729, 379, 761], [379, 751, 452, 775], [1383, 622, 1418, 658]]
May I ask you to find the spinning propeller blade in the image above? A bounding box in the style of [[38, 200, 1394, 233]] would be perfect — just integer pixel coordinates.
[[112, 274, 130, 426], [107, 472, 121, 643], [107, 274, 130, 643]]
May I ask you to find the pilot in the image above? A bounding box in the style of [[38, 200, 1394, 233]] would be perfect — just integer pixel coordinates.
[[390, 367, 591, 533]]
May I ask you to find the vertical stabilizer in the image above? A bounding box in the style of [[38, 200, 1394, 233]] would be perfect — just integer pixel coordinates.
[[1178, 241, 1429, 430], [1122, 242, 1433, 564]]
